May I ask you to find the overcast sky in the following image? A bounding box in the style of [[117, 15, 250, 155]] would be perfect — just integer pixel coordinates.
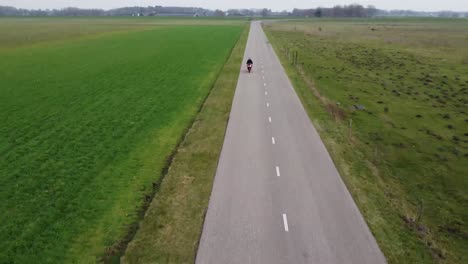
[[1, 0, 466, 12]]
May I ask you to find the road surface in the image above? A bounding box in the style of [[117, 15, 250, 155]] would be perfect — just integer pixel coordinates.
[[196, 21, 386, 264]]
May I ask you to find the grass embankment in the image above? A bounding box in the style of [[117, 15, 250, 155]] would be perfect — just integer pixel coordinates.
[[122, 24, 249, 264], [264, 19, 467, 264], [0, 19, 243, 263]]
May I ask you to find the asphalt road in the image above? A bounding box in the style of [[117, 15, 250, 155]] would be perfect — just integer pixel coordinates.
[[196, 21, 386, 264]]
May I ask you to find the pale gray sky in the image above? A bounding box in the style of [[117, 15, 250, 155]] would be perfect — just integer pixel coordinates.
[[1, 0, 466, 12]]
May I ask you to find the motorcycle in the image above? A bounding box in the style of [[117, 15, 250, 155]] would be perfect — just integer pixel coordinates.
[[247, 63, 253, 73]]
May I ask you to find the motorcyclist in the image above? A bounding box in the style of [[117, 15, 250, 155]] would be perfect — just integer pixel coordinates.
[[246, 58, 253, 73]]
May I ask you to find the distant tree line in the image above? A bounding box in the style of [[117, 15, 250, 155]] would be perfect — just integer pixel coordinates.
[[0, 5, 214, 17], [224, 8, 287, 17], [377, 9, 468, 18], [0, 5, 467, 18], [291, 5, 378, 17]]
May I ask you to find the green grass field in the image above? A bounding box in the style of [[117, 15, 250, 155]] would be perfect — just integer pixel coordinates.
[[264, 18, 467, 264], [0, 18, 244, 263], [0, 17, 245, 48]]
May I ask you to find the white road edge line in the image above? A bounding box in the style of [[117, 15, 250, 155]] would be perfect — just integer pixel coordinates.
[[272, 137, 276, 144], [276, 166, 280, 177], [268, 117, 272, 123], [282, 214, 289, 232]]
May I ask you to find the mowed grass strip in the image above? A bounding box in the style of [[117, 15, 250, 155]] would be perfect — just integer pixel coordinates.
[[264, 19, 467, 264], [122, 25, 249, 264], [0, 24, 243, 263]]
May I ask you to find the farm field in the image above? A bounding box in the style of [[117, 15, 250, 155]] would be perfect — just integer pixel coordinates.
[[0, 18, 244, 263], [264, 18, 467, 264], [0, 17, 245, 48]]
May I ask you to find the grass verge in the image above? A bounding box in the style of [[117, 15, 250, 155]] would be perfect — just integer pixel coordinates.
[[121, 25, 249, 263]]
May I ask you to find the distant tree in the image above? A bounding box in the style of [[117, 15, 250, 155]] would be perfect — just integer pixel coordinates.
[[438, 11, 459, 18], [213, 9, 225, 17], [332, 5, 344, 17], [305, 9, 314, 17], [226, 9, 241, 16], [261, 8, 270, 17], [240, 9, 253, 16], [366, 5, 378, 17], [278, 10, 289, 16], [292, 8, 302, 16], [314, 8, 322, 18], [347, 4, 365, 17], [0, 6, 19, 16]]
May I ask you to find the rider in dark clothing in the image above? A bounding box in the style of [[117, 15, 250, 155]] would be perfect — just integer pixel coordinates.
[[247, 58, 253, 65]]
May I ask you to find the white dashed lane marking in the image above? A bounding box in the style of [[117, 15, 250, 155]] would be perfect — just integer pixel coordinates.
[[282, 214, 289, 232]]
